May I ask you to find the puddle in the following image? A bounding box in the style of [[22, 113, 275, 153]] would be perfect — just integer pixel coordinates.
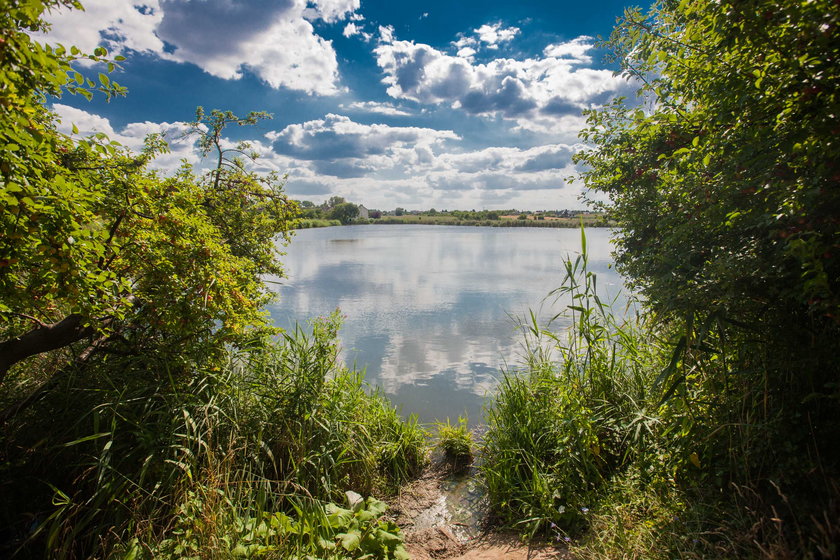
[[440, 465, 488, 541]]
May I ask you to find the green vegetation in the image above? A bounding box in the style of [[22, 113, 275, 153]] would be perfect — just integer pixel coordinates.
[[435, 415, 473, 465], [295, 199, 611, 228], [0, 4, 424, 558], [482, 0, 840, 557], [483, 236, 660, 536], [297, 218, 342, 229], [4, 0, 839, 558], [2, 311, 426, 558], [371, 212, 609, 228]]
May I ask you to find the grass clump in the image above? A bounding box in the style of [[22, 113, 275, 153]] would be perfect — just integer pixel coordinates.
[[0, 311, 426, 559], [481, 230, 840, 558], [482, 233, 660, 535], [296, 218, 342, 228], [436, 415, 473, 465]]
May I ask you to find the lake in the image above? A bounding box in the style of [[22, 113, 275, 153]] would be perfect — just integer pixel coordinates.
[[266, 225, 624, 424]]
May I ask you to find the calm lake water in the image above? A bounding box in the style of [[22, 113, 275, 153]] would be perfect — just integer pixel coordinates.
[[266, 225, 624, 424]]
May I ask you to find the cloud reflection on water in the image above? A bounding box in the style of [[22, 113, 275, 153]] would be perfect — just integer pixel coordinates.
[[266, 225, 624, 423]]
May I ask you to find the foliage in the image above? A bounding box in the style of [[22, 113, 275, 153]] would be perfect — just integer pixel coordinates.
[[114, 492, 408, 560], [0, 312, 426, 558], [330, 201, 360, 225], [435, 415, 473, 464], [482, 234, 664, 535], [0, 1, 299, 386], [576, 0, 839, 325], [481, 231, 840, 556], [297, 218, 343, 229], [571, 2, 840, 551], [483, 2, 840, 543]]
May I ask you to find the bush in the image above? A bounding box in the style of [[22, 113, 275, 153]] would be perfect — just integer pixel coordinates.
[[0, 312, 426, 558]]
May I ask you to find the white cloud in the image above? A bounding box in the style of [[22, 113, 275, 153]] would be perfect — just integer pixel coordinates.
[[48, 103, 590, 211], [264, 114, 586, 209], [35, 0, 164, 56], [456, 47, 477, 59], [342, 22, 373, 41], [37, 0, 354, 95], [474, 23, 520, 48], [378, 25, 396, 44], [338, 101, 412, 116], [543, 36, 596, 64], [451, 22, 519, 53], [268, 114, 458, 172], [343, 22, 360, 37], [305, 0, 360, 23], [453, 36, 477, 49], [374, 35, 631, 130]]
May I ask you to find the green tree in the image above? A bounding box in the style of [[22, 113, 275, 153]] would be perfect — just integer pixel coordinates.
[[575, 0, 840, 481], [329, 201, 359, 224], [0, 1, 298, 390], [324, 195, 345, 209], [576, 0, 840, 328]]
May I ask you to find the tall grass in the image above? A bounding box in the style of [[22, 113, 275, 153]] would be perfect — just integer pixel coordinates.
[[481, 229, 840, 557], [482, 229, 663, 535], [0, 311, 426, 559]]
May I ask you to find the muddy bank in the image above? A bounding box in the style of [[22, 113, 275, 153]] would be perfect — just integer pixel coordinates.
[[388, 462, 567, 560]]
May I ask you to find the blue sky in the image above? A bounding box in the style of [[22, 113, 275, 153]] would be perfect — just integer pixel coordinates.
[[38, 0, 643, 210]]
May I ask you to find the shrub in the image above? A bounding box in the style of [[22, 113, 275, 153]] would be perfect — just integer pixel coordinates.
[[0, 312, 426, 558]]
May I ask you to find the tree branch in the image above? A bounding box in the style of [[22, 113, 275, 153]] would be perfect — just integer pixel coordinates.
[[0, 332, 109, 424], [0, 314, 93, 385]]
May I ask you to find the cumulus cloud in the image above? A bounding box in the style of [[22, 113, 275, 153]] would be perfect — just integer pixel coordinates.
[[35, 0, 164, 55], [49, 103, 587, 210], [304, 0, 360, 23], [375, 34, 631, 130], [543, 36, 596, 64], [342, 21, 373, 41], [451, 22, 519, 53], [268, 114, 458, 162], [37, 0, 359, 95], [474, 23, 520, 48]]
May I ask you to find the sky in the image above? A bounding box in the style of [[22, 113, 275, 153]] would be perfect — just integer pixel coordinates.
[[37, 0, 644, 211]]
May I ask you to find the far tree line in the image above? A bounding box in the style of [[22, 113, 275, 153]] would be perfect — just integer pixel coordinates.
[[297, 197, 599, 224]]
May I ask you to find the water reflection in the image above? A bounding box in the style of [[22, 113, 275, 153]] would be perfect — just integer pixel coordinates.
[[266, 225, 624, 423]]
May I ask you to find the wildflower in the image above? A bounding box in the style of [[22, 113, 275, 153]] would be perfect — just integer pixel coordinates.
[[580, 507, 589, 514], [564, 536, 571, 543]]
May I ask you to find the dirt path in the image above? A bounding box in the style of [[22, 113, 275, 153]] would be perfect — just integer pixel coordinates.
[[388, 466, 568, 560]]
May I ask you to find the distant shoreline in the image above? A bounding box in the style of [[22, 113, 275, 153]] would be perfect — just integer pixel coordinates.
[[296, 217, 614, 230]]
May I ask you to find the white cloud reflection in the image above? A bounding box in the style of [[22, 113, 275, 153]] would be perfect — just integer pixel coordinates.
[[266, 226, 625, 422]]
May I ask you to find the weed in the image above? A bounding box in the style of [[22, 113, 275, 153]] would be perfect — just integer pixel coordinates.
[[436, 415, 473, 465]]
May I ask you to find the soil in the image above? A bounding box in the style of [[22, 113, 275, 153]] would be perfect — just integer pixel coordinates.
[[388, 463, 569, 560]]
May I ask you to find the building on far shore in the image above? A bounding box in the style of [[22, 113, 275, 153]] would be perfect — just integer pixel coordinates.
[[357, 204, 370, 219]]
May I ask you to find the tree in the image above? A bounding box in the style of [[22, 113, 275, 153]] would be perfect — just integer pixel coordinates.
[[324, 195, 345, 209], [576, 0, 840, 328], [0, 1, 298, 390], [574, 0, 840, 477], [329, 201, 359, 224]]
